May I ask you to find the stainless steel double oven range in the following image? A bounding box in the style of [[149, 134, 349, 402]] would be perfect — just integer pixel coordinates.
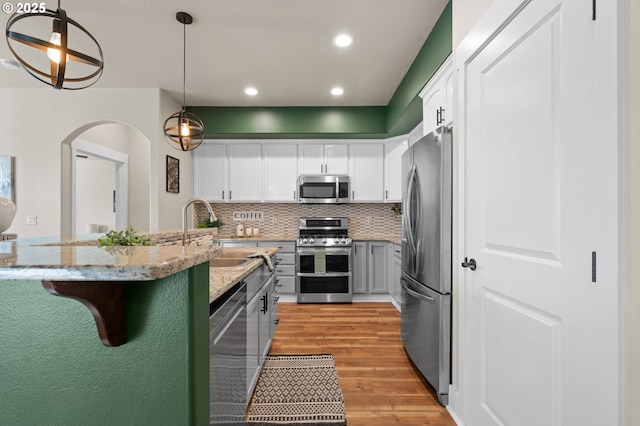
[[296, 217, 353, 303]]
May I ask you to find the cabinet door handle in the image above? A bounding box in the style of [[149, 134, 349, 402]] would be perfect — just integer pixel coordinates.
[[352, 190, 355, 200], [385, 190, 388, 200], [222, 191, 225, 200], [294, 190, 296, 200], [229, 190, 232, 200]]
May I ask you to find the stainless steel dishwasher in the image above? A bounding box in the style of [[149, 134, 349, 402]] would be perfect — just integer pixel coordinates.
[[209, 281, 247, 425]]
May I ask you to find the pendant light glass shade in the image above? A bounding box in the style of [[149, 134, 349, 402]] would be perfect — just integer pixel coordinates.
[[163, 12, 204, 152], [5, 3, 103, 90]]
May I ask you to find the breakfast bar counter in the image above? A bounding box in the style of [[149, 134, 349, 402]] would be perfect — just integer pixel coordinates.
[[0, 233, 278, 426]]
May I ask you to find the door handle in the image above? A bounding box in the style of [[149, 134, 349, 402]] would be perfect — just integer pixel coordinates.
[[461, 257, 477, 271]]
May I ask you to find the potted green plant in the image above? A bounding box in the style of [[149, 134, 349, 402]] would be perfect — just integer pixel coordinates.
[[391, 203, 402, 219], [97, 226, 156, 247], [197, 218, 224, 235]]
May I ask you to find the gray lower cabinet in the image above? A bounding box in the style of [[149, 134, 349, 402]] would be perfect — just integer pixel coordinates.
[[390, 243, 402, 310], [246, 263, 277, 401], [353, 242, 368, 294], [353, 241, 389, 294], [258, 241, 296, 294], [246, 289, 260, 400]]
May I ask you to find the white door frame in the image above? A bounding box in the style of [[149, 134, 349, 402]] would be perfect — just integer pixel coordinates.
[[70, 139, 128, 236]]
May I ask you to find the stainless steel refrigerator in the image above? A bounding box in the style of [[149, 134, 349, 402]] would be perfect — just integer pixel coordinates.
[[400, 126, 452, 406]]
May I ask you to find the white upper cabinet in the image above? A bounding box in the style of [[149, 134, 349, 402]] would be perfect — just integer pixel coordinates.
[[419, 55, 453, 136], [350, 144, 384, 202], [324, 144, 349, 174], [298, 143, 349, 175], [228, 144, 262, 201], [263, 144, 298, 202], [193, 143, 227, 201], [384, 137, 409, 202]]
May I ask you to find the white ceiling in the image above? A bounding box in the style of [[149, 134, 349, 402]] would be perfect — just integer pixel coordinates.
[[0, 0, 449, 107]]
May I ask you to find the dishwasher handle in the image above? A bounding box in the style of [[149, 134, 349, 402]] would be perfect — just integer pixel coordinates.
[[401, 280, 435, 304]]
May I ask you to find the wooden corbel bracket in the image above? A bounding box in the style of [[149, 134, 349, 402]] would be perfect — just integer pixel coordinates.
[[42, 280, 127, 347]]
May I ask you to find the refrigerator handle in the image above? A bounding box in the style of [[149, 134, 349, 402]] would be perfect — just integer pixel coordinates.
[[405, 165, 418, 255], [401, 280, 435, 304]]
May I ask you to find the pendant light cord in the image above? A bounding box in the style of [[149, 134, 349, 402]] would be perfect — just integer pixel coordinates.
[[182, 19, 186, 110]]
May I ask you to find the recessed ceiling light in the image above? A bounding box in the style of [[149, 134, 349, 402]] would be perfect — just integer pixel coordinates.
[[333, 34, 353, 48], [244, 87, 258, 96], [331, 87, 344, 96]]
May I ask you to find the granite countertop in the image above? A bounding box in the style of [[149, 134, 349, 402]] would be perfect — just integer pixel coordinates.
[[350, 234, 402, 245], [214, 234, 298, 241], [0, 238, 222, 281], [208, 247, 278, 303], [214, 234, 401, 244]]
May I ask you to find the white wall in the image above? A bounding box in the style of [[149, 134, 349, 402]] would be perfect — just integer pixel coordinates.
[[0, 87, 186, 238], [626, 1, 639, 424], [156, 89, 195, 232]]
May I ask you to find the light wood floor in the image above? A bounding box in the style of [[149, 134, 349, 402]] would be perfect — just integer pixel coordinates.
[[270, 302, 456, 426]]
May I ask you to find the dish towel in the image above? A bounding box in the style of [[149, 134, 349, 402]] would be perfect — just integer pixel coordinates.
[[314, 249, 326, 274], [247, 252, 274, 272]]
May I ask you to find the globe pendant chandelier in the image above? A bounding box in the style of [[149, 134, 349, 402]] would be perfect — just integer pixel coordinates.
[[5, 0, 103, 90], [163, 12, 205, 152]]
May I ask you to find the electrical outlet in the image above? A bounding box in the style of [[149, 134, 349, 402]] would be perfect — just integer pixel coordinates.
[[26, 215, 37, 225]]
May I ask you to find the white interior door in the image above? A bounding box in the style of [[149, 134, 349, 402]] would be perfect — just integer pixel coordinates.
[[458, 0, 620, 425], [70, 139, 128, 237]]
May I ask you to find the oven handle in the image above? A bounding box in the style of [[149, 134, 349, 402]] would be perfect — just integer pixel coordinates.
[[297, 272, 352, 278], [296, 248, 353, 256]]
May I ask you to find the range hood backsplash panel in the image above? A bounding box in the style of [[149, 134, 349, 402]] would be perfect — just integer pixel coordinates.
[[194, 203, 401, 239]]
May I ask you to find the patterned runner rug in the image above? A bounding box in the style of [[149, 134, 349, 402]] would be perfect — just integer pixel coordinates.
[[246, 354, 347, 425]]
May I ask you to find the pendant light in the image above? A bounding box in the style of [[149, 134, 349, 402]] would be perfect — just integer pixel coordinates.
[[5, 0, 103, 90], [163, 12, 205, 152]]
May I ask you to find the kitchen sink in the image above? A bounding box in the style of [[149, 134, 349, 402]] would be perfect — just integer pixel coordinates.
[[209, 258, 253, 268], [217, 251, 251, 258]]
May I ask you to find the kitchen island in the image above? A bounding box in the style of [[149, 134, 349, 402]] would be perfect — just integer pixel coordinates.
[[0, 233, 277, 426]]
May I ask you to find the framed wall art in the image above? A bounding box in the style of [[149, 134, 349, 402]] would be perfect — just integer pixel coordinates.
[[0, 156, 15, 201], [166, 155, 179, 194]]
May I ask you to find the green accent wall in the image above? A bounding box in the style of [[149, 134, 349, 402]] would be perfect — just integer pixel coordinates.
[[189, 106, 387, 139], [188, 1, 452, 139], [0, 263, 210, 426], [386, 1, 452, 136]]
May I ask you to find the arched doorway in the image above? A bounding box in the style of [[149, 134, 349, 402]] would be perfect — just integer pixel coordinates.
[[61, 121, 151, 238]]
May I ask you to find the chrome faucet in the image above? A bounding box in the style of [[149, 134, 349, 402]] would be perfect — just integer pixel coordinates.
[[182, 198, 217, 246]]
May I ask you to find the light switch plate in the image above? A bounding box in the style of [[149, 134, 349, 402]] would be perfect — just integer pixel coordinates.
[[26, 215, 37, 225]]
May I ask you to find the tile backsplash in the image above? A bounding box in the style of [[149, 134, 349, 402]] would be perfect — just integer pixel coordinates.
[[194, 203, 402, 238]]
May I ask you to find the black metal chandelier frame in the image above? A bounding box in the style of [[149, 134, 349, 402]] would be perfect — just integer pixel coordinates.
[[5, 0, 104, 90]]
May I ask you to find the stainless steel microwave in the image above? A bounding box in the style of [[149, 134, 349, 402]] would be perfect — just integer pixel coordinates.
[[298, 175, 350, 204]]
